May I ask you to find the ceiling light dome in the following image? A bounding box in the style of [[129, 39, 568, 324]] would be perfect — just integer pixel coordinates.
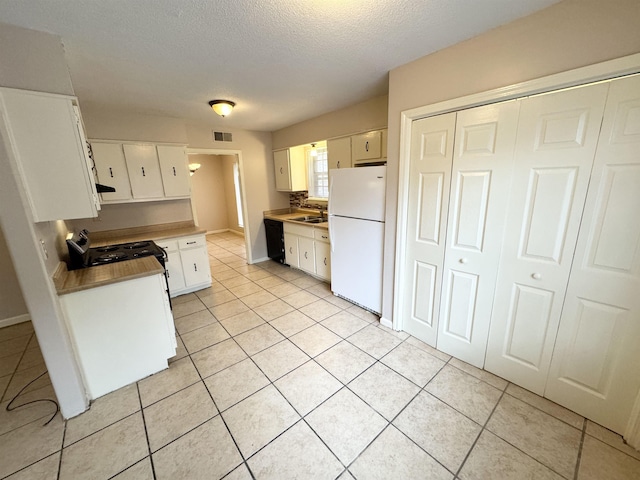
[[209, 100, 235, 117]]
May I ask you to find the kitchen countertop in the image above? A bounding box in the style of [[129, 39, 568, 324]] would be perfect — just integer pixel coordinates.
[[54, 221, 207, 294], [263, 208, 329, 230], [89, 221, 207, 247], [53, 256, 164, 295]]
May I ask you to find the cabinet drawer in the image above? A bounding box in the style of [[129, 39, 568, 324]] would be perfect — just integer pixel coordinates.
[[314, 228, 330, 243], [283, 222, 314, 238], [156, 239, 179, 252], [178, 235, 206, 249]]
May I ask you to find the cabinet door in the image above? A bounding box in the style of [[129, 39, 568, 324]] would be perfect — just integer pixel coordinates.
[[274, 150, 292, 191], [180, 247, 211, 287], [352, 131, 382, 161], [284, 232, 299, 268], [400, 113, 456, 346], [165, 249, 186, 294], [485, 82, 609, 394], [544, 75, 640, 434], [0, 88, 99, 221], [298, 236, 315, 274], [91, 142, 132, 201], [436, 101, 520, 367], [327, 137, 352, 170], [314, 240, 331, 280], [123, 144, 164, 199], [157, 145, 190, 197]]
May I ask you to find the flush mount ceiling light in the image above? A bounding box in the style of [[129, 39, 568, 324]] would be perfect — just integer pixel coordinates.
[[188, 163, 201, 176], [209, 100, 235, 117]]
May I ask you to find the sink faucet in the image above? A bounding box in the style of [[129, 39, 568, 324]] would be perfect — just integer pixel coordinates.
[[319, 205, 327, 219]]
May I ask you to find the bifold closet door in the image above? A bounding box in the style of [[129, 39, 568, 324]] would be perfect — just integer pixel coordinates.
[[484, 82, 609, 394], [401, 113, 456, 346], [544, 75, 640, 434], [436, 101, 520, 367]]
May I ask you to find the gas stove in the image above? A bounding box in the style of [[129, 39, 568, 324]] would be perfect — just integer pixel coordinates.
[[66, 230, 167, 270]]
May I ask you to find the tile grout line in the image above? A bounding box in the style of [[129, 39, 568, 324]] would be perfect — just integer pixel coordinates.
[[573, 418, 588, 480], [135, 382, 158, 480]]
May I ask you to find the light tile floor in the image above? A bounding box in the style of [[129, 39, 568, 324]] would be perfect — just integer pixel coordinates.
[[1, 231, 639, 479]]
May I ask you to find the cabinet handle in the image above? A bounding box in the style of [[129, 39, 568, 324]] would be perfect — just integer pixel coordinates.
[[365, 141, 369, 152], [173, 166, 176, 176], [304, 252, 308, 259], [280, 167, 283, 174], [289, 247, 293, 253], [459, 258, 468, 264], [109, 167, 114, 178], [532, 273, 541, 280], [322, 235, 328, 239], [324, 257, 327, 265], [142, 166, 146, 177], [167, 271, 170, 278], [186, 241, 196, 245], [194, 263, 198, 272], [337, 160, 340, 168]]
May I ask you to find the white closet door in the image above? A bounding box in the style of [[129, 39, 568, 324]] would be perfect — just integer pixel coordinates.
[[544, 75, 640, 434], [436, 101, 520, 367], [484, 82, 609, 394], [401, 113, 456, 346]]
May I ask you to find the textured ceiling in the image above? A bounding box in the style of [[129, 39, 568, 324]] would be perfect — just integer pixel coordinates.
[[0, 0, 559, 132]]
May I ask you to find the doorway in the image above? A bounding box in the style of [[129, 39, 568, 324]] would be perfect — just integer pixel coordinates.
[[186, 148, 251, 262]]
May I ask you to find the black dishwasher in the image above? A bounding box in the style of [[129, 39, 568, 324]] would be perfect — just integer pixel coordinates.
[[264, 219, 285, 264]]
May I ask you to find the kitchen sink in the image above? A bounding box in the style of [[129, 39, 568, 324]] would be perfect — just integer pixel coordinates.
[[291, 216, 327, 224]]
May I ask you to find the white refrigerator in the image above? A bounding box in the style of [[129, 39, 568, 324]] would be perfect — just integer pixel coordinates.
[[328, 166, 386, 314]]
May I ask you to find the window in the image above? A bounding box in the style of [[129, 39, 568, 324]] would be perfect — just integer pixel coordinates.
[[307, 146, 328, 200]]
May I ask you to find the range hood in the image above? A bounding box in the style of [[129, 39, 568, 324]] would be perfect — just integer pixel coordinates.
[[95, 183, 116, 193]]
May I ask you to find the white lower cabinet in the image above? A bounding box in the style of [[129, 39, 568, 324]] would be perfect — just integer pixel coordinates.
[[156, 234, 211, 297], [60, 273, 175, 399], [283, 223, 330, 281]]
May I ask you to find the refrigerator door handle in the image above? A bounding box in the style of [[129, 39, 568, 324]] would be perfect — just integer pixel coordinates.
[[329, 215, 335, 253]]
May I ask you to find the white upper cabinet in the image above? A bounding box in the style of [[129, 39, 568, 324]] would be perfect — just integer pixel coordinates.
[[91, 142, 132, 202], [122, 144, 164, 199], [157, 145, 190, 197], [327, 137, 352, 170], [274, 146, 306, 192], [351, 129, 387, 164], [0, 88, 99, 222]]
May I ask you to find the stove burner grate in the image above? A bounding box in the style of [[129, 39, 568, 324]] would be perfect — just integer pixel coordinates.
[[123, 241, 151, 249], [94, 252, 128, 263], [96, 245, 119, 253]]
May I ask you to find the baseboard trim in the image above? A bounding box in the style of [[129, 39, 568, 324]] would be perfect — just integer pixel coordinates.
[[380, 316, 393, 329], [251, 256, 270, 264], [228, 229, 245, 237], [0, 313, 31, 329], [205, 229, 231, 235]]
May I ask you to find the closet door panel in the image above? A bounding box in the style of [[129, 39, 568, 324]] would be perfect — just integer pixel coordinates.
[[401, 113, 456, 346], [485, 82, 609, 394], [545, 75, 640, 434], [436, 101, 519, 366]]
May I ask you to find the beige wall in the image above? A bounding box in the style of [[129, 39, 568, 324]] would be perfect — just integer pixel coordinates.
[[382, 0, 640, 322], [189, 154, 230, 233], [186, 124, 287, 262], [272, 94, 388, 150]]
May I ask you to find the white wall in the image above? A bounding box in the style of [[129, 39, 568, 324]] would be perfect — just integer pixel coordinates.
[[222, 156, 244, 235], [0, 21, 87, 417], [0, 227, 28, 323], [382, 0, 640, 323]]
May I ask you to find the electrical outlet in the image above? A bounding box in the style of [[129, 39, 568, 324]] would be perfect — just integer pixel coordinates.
[[39, 239, 49, 259]]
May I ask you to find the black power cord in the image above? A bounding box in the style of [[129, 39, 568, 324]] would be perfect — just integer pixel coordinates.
[[5, 371, 60, 426]]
